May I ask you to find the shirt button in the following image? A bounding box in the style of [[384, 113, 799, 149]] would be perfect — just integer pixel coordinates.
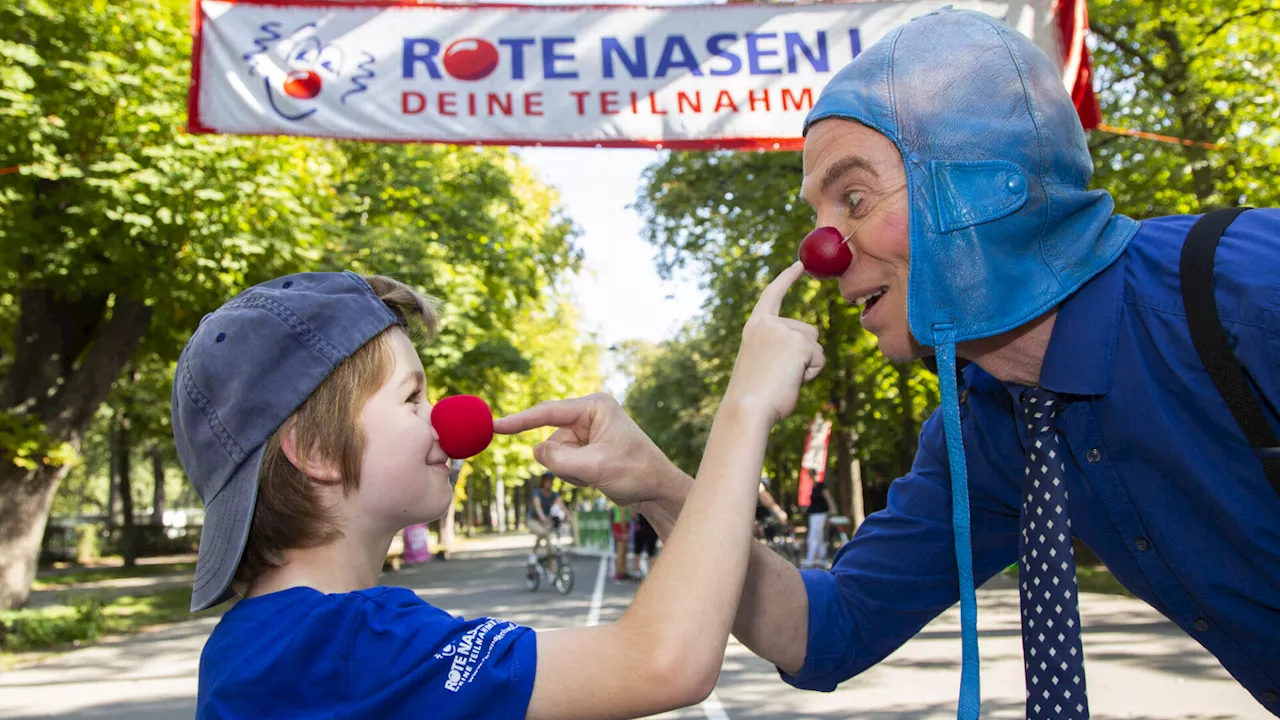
[[1262, 691, 1278, 703], [1194, 618, 1211, 632], [1135, 538, 1150, 551], [1086, 448, 1102, 463]]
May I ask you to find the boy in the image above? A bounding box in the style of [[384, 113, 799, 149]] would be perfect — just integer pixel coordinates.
[[173, 266, 821, 719]]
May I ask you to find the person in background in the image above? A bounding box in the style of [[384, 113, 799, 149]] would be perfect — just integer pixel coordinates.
[[527, 471, 563, 563], [803, 476, 837, 568], [633, 512, 659, 578], [612, 502, 634, 582]]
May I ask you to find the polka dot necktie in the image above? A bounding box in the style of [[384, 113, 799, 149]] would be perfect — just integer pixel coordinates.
[[1019, 387, 1089, 719]]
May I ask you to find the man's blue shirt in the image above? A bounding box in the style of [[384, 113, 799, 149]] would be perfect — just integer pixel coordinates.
[[786, 210, 1280, 714], [197, 586, 536, 719]]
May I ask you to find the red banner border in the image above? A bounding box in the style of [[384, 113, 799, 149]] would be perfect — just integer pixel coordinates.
[[187, 0, 1090, 147]]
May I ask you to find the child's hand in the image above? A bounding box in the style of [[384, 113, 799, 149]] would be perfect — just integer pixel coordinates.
[[723, 261, 825, 426], [494, 394, 676, 506]]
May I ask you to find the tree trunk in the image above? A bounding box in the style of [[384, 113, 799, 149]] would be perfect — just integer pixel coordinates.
[[74, 466, 90, 519], [494, 469, 505, 533], [0, 463, 75, 609], [463, 488, 474, 537], [0, 289, 151, 609], [848, 457, 865, 527], [1151, 21, 1220, 208], [438, 505, 455, 558], [108, 452, 122, 528], [896, 362, 919, 477], [117, 414, 136, 567], [829, 425, 853, 519], [152, 447, 166, 525], [824, 291, 863, 524]]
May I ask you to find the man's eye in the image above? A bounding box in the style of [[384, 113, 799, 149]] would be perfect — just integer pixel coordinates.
[[846, 191, 863, 213]]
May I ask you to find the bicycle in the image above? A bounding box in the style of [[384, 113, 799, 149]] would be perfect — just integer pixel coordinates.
[[759, 517, 803, 567], [825, 515, 852, 561], [526, 517, 575, 595]]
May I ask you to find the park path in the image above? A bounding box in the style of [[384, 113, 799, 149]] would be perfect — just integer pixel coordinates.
[[0, 534, 1267, 719]]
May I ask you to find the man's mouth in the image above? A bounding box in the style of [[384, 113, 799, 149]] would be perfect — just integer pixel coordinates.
[[852, 286, 888, 312]]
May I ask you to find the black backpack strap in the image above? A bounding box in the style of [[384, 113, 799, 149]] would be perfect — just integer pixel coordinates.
[[1179, 207, 1280, 498]]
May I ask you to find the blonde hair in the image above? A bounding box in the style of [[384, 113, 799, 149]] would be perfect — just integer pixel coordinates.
[[232, 275, 439, 593]]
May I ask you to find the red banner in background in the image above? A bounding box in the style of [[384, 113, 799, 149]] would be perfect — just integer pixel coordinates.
[[1055, 0, 1100, 130], [798, 413, 831, 508]]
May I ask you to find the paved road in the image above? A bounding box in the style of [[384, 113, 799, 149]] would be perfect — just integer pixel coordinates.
[[0, 534, 1268, 719]]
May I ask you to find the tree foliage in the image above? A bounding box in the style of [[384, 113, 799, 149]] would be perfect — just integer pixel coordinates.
[[0, 0, 599, 607], [629, 2, 1277, 517], [1088, 0, 1280, 215]]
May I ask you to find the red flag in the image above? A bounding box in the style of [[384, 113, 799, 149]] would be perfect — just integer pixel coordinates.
[[1055, 0, 1101, 129], [798, 414, 832, 507]]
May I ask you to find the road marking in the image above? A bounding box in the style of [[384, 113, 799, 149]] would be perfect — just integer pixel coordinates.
[[586, 555, 607, 627], [700, 689, 730, 720], [581, 552, 730, 718]]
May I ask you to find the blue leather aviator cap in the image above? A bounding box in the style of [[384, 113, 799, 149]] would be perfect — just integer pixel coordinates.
[[802, 8, 1139, 719], [805, 7, 1137, 347]]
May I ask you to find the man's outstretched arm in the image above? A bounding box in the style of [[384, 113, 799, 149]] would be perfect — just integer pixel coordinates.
[[636, 408, 1024, 687], [635, 468, 809, 674], [496, 397, 1020, 688]]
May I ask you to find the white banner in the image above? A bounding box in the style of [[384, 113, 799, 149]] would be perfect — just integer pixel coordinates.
[[190, 0, 1068, 149]]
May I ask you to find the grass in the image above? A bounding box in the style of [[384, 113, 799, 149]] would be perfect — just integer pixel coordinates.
[[1074, 565, 1133, 597], [1, 585, 223, 665], [30, 561, 195, 590], [1002, 564, 1133, 598]]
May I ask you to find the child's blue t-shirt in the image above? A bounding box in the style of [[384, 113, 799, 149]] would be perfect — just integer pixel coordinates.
[[197, 586, 537, 719]]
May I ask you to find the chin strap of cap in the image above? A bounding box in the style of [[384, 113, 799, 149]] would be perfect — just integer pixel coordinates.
[[935, 324, 981, 720]]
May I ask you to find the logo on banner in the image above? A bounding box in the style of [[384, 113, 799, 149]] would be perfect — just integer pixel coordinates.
[[397, 30, 857, 120], [442, 39, 500, 81], [241, 21, 378, 121]]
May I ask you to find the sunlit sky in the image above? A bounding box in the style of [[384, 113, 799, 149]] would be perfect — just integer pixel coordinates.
[[514, 147, 708, 396], [502, 0, 725, 396]]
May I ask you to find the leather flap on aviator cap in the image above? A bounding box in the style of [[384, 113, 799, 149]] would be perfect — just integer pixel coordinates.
[[929, 160, 1029, 234]]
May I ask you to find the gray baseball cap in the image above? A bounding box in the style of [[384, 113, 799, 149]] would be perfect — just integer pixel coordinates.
[[171, 271, 400, 612]]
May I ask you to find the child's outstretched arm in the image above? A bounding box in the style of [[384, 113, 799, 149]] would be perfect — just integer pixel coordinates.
[[498, 262, 823, 720]]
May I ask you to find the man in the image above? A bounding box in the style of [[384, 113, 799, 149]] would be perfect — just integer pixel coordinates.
[[802, 474, 836, 569], [496, 7, 1280, 719], [527, 471, 564, 561]]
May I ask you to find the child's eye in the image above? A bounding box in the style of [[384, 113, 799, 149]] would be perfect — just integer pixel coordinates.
[[406, 390, 422, 404]]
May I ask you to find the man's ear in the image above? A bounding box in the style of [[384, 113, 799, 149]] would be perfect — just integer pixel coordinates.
[[280, 425, 342, 484]]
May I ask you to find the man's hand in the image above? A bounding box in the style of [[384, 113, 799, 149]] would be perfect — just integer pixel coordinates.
[[494, 393, 676, 506], [723, 261, 825, 425]]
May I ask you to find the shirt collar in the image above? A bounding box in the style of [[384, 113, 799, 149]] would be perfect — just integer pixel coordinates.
[[1036, 252, 1128, 397]]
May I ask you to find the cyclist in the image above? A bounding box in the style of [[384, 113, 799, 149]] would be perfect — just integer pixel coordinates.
[[528, 471, 565, 564], [755, 476, 789, 541]]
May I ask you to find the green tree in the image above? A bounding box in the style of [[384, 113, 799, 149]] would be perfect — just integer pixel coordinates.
[[630, 2, 1277, 524], [0, 0, 598, 609], [0, 0, 341, 608], [621, 330, 719, 480], [1088, 0, 1280, 215]]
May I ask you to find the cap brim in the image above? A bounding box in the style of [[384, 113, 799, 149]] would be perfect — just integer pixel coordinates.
[[190, 444, 266, 613]]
